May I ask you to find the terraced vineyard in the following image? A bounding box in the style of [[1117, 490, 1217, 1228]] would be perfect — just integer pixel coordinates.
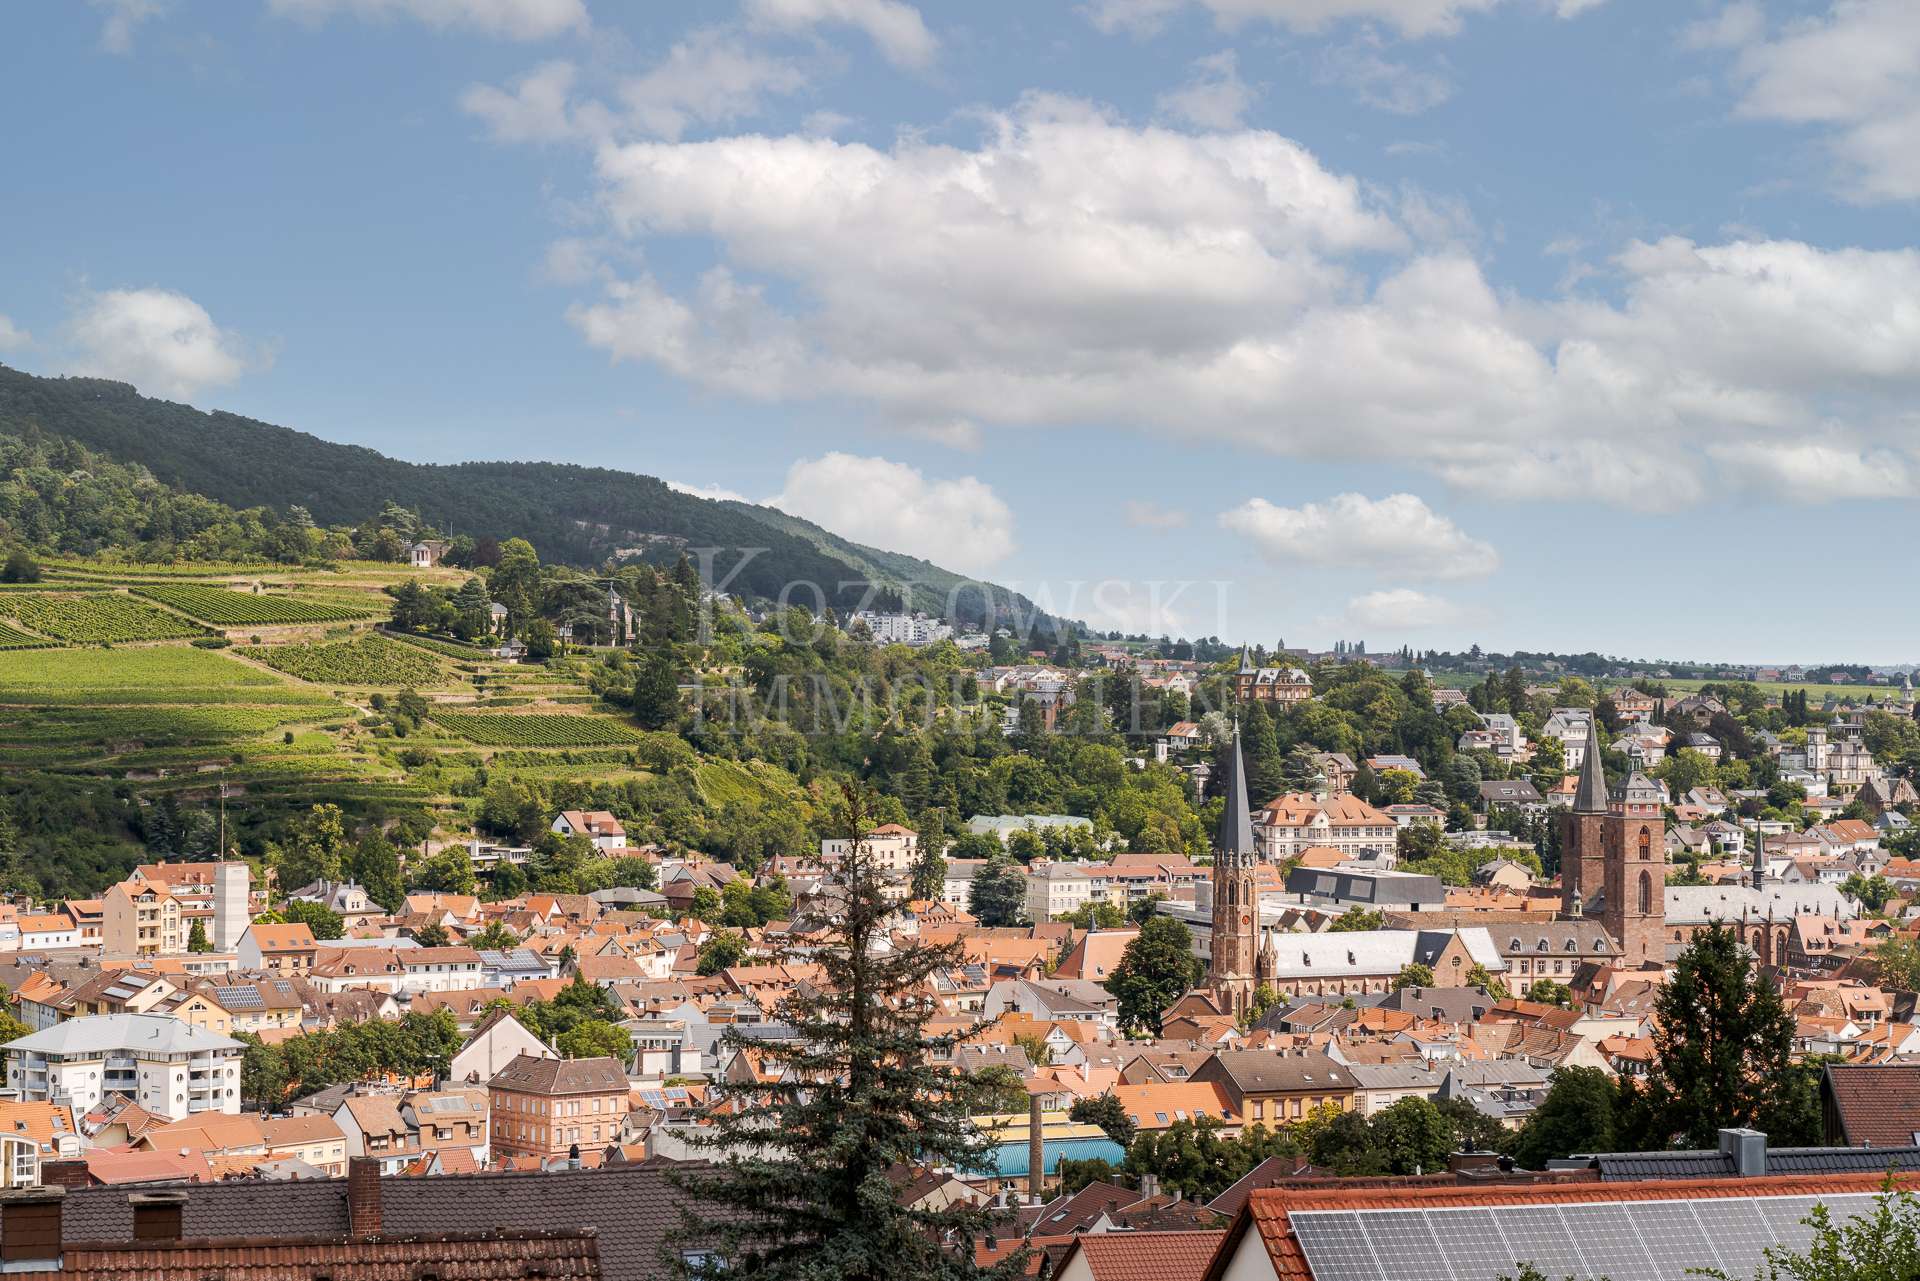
[[0, 619, 55, 650], [0, 646, 338, 706], [0, 592, 204, 643], [428, 711, 646, 746], [134, 585, 373, 626], [380, 629, 497, 660], [238, 634, 445, 686]]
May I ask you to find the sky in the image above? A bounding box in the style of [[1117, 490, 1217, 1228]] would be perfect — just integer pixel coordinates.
[[4, 0, 1919, 664]]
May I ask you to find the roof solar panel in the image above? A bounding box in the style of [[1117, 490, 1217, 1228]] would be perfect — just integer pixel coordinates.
[[1290, 1211, 1378, 1281], [1631, 1201, 1725, 1279], [1423, 1206, 1531, 1281], [1688, 1196, 1773, 1278], [1356, 1211, 1452, 1281], [1553, 1204, 1662, 1281], [1488, 1206, 1588, 1280]]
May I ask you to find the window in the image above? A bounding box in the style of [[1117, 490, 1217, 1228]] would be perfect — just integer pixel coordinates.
[[1637, 871, 1653, 915]]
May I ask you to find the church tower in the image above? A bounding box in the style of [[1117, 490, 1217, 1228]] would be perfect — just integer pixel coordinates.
[[1559, 716, 1609, 918], [1602, 768, 1667, 967], [1210, 726, 1261, 1015]]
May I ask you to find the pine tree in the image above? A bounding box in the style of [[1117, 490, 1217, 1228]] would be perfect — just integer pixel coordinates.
[[968, 854, 1027, 927], [666, 790, 1024, 1281], [1106, 916, 1203, 1035]]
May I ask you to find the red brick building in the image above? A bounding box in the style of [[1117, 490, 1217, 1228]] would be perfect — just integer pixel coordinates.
[[488, 1055, 631, 1162], [1559, 717, 1666, 966]]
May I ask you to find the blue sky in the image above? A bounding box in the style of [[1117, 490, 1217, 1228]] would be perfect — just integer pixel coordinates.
[[5, 0, 1919, 663]]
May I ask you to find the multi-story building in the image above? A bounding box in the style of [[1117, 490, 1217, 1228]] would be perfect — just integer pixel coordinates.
[[3, 1014, 243, 1120], [488, 1055, 632, 1162], [849, 611, 953, 646], [1023, 860, 1097, 923], [819, 823, 919, 872], [236, 923, 319, 974], [102, 880, 183, 958], [1235, 647, 1313, 705], [1253, 793, 1398, 863], [550, 810, 628, 851]]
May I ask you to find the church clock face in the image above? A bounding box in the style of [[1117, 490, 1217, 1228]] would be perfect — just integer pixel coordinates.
[[1240, 913, 1251, 925]]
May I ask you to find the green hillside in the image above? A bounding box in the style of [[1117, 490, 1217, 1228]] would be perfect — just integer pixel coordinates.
[[0, 364, 1049, 627]]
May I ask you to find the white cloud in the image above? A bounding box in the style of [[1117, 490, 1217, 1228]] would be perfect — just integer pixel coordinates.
[[90, 0, 165, 53], [1316, 29, 1454, 113], [1708, 439, 1918, 500], [1722, 0, 1920, 202], [67, 288, 255, 400], [267, 0, 587, 40], [555, 95, 1920, 507], [1681, 1, 1763, 51], [0, 316, 30, 350], [667, 479, 751, 503], [768, 453, 1014, 574], [462, 31, 807, 145], [1343, 587, 1461, 628], [618, 28, 808, 141], [1123, 500, 1189, 530], [1084, 0, 1598, 40], [1157, 51, 1257, 129], [744, 0, 936, 69], [1219, 492, 1497, 578]]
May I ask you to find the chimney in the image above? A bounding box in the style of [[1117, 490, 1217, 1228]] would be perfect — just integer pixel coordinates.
[[0, 1187, 63, 1270], [1719, 1128, 1767, 1178], [346, 1156, 383, 1237], [1027, 1094, 1044, 1206], [38, 1160, 87, 1191], [1448, 1149, 1502, 1176], [129, 1190, 187, 1241], [1137, 1171, 1158, 1200]]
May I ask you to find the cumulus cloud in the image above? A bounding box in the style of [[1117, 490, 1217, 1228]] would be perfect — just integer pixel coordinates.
[[67, 288, 255, 400], [90, 0, 165, 53], [1344, 587, 1461, 628], [743, 0, 936, 69], [1124, 499, 1190, 530], [1720, 0, 1920, 202], [768, 453, 1015, 574], [1219, 492, 1497, 578], [461, 60, 597, 143], [1157, 51, 1257, 128], [267, 0, 587, 39], [544, 94, 1920, 506], [1084, 0, 1598, 40], [0, 316, 30, 350], [667, 479, 751, 502]]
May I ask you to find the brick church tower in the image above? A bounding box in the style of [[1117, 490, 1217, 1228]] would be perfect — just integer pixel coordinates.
[[1559, 715, 1666, 966], [1210, 726, 1261, 1015]]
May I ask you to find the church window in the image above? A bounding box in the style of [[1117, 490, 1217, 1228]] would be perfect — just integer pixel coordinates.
[[1639, 828, 1652, 859], [1638, 871, 1652, 915]]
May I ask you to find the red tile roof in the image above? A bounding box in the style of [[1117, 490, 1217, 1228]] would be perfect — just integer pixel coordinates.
[[1056, 1229, 1225, 1281], [1824, 1063, 1920, 1147], [58, 1229, 601, 1279]]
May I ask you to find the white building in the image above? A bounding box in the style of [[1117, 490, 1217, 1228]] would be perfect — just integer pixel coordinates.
[[1024, 860, 1098, 922], [849, 611, 953, 646], [4, 1015, 243, 1121], [819, 823, 919, 873], [551, 810, 628, 851]]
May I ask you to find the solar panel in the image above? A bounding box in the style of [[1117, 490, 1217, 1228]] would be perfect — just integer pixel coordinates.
[[1356, 1211, 1452, 1281], [1690, 1196, 1775, 1279], [1554, 1204, 1662, 1281], [1423, 1206, 1530, 1280], [1754, 1195, 1827, 1244], [1489, 1205, 1588, 1280], [1632, 1201, 1726, 1278], [1290, 1211, 1379, 1281]]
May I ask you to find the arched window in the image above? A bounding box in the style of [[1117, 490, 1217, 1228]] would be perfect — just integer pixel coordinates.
[[1637, 871, 1652, 915], [1638, 827, 1652, 860]]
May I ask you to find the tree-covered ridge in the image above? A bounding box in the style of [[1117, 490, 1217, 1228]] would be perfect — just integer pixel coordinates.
[[0, 364, 1049, 624]]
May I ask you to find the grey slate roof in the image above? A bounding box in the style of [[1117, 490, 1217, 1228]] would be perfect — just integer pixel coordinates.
[[1215, 727, 1258, 858], [1580, 1146, 1920, 1182], [1574, 715, 1609, 812]]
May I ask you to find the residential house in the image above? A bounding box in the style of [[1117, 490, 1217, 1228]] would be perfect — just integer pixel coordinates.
[[1191, 1050, 1354, 1126], [550, 811, 628, 851], [236, 923, 319, 975], [488, 1055, 633, 1163]]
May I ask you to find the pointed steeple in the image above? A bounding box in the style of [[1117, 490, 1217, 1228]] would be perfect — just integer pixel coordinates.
[[1216, 727, 1258, 860], [1573, 714, 1609, 813], [1238, 644, 1256, 676], [1751, 831, 1765, 891]]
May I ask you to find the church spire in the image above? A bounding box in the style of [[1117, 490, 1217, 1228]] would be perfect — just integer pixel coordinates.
[[1238, 644, 1256, 676], [1216, 726, 1258, 860], [1573, 713, 1609, 813]]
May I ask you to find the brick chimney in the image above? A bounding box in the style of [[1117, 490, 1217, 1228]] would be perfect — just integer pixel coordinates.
[[39, 1160, 88, 1191], [346, 1157, 383, 1237]]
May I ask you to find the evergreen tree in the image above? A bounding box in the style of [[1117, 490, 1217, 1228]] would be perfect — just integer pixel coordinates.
[[186, 920, 211, 953], [631, 649, 684, 730], [1632, 925, 1816, 1148], [666, 790, 1023, 1281], [968, 854, 1027, 927], [909, 830, 947, 903], [1238, 702, 1284, 801], [1512, 1066, 1619, 1169], [1106, 916, 1203, 1035]]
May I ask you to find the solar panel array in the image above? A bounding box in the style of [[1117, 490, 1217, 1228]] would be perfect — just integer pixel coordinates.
[[1289, 1193, 1876, 1281]]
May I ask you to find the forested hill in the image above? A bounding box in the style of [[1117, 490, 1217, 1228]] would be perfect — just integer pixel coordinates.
[[0, 365, 1047, 624]]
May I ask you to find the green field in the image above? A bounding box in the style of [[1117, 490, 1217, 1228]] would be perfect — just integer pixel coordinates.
[[428, 711, 647, 746], [237, 634, 446, 686], [0, 646, 337, 706], [0, 592, 204, 643], [0, 620, 55, 650], [133, 585, 374, 626]]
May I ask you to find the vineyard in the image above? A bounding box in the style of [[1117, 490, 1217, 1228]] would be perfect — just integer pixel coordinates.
[[0, 646, 337, 706], [428, 711, 647, 746], [238, 635, 445, 686], [379, 629, 497, 660], [0, 593, 204, 643], [0, 619, 55, 650], [134, 585, 374, 626]]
